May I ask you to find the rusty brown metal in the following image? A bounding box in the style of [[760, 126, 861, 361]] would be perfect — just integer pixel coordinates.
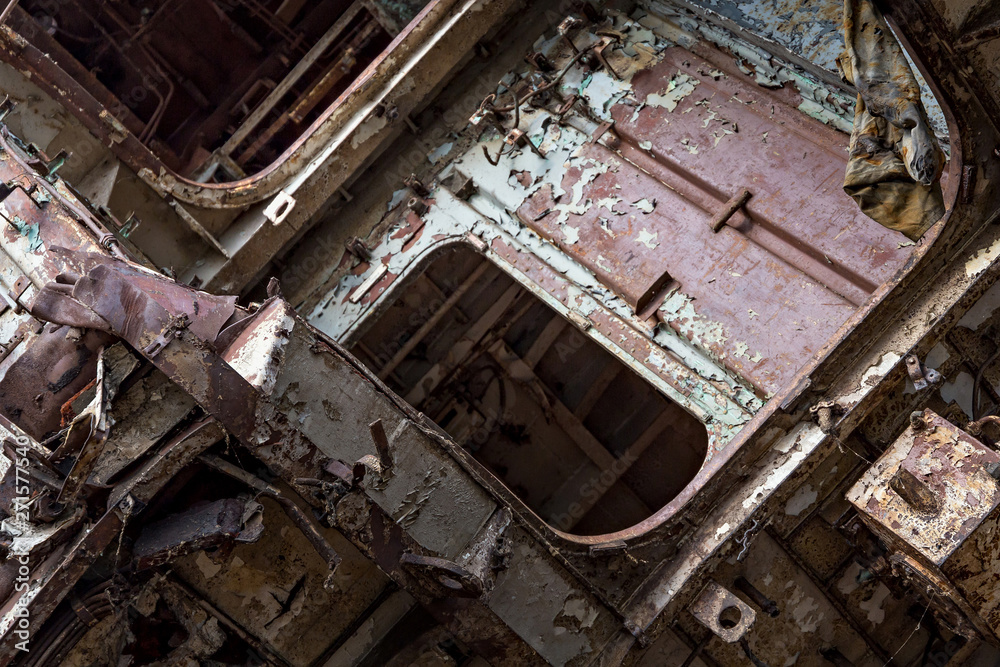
[[709, 188, 752, 233], [0, 326, 112, 441], [517, 45, 917, 395], [847, 410, 1000, 641]]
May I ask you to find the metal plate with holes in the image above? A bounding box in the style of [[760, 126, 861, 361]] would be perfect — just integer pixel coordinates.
[[689, 580, 757, 643]]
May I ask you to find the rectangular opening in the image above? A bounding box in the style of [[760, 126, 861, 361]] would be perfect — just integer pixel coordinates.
[[16, 0, 432, 180], [350, 245, 708, 536]]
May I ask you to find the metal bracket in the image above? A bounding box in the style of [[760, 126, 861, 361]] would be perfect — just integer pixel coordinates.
[[504, 128, 544, 158], [690, 581, 757, 643], [400, 553, 484, 599], [591, 35, 620, 79], [403, 173, 430, 197], [345, 237, 372, 262], [905, 354, 943, 390], [710, 188, 752, 232], [353, 419, 394, 484], [0, 275, 30, 316]]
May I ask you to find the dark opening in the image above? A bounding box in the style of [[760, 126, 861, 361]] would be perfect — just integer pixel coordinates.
[[718, 606, 742, 630], [16, 0, 431, 180], [350, 246, 709, 536]]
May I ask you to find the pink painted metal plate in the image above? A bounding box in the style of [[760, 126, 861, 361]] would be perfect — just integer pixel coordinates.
[[518, 46, 917, 396]]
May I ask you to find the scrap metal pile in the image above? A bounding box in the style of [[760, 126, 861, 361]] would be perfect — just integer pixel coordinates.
[[0, 0, 999, 665]]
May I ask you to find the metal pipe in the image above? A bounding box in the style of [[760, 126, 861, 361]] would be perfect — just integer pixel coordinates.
[[0, 0, 19, 25], [166, 574, 293, 666], [734, 576, 780, 617]]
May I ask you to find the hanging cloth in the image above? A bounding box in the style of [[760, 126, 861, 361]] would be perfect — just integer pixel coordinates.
[[839, 0, 945, 240]]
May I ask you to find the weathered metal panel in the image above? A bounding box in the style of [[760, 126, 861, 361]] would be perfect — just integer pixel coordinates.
[[519, 45, 915, 396], [847, 410, 1000, 568], [487, 524, 619, 666]]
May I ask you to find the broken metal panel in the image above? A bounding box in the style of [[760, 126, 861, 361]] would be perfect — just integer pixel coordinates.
[[486, 523, 620, 664], [132, 497, 252, 571], [250, 304, 500, 558], [1, 231, 615, 661], [168, 493, 393, 666]]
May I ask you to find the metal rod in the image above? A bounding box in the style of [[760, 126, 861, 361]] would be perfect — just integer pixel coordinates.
[[0, 0, 20, 25], [710, 188, 752, 232], [734, 576, 780, 617]]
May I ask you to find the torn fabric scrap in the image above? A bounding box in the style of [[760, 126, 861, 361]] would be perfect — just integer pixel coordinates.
[[838, 0, 945, 240]]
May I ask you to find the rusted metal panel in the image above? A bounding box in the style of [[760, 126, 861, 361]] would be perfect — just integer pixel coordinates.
[[846, 410, 1000, 643], [133, 498, 247, 571], [847, 410, 1000, 568], [518, 46, 915, 396]]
